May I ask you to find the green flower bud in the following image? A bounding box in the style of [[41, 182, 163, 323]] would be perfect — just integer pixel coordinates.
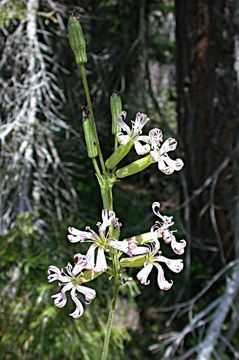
[[68, 15, 87, 64], [110, 92, 122, 135], [105, 140, 134, 169], [120, 254, 147, 268], [116, 154, 154, 178], [82, 114, 98, 158]]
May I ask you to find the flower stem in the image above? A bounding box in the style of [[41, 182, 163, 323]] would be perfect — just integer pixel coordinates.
[[101, 280, 120, 360], [80, 64, 107, 176], [100, 185, 113, 211]]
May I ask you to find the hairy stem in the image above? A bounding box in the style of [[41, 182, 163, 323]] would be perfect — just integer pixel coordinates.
[[101, 280, 120, 360], [100, 185, 113, 211]]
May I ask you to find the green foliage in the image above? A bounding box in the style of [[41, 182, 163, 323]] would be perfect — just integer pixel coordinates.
[[0, 1, 26, 28]]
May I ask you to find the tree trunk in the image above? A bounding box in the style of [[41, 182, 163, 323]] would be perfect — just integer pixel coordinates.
[[175, 0, 239, 262]]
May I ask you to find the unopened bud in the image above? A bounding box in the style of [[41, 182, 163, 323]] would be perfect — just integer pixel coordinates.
[[82, 113, 98, 158], [105, 140, 134, 169], [116, 154, 154, 178], [68, 15, 87, 64], [110, 92, 122, 135], [120, 254, 147, 268]]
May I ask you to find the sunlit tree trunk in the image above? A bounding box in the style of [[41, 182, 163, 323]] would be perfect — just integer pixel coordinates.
[[175, 0, 239, 262]]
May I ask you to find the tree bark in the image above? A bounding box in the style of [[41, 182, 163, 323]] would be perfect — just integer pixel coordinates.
[[175, 0, 239, 262]]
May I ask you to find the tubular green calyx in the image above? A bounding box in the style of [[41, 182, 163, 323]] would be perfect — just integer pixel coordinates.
[[68, 15, 87, 64], [105, 140, 135, 169], [116, 154, 154, 178], [110, 92, 122, 135], [82, 114, 98, 158]]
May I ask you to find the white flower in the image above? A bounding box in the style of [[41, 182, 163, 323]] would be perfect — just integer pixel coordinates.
[[135, 240, 175, 291], [108, 239, 149, 257], [116, 111, 151, 155], [152, 202, 186, 255], [68, 209, 118, 272], [48, 261, 96, 319], [148, 128, 184, 175]]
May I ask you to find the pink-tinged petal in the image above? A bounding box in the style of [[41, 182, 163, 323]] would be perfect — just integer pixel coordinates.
[[131, 245, 149, 256], [116, 111, 130, 133], [157, 255, 184, 273], [68, 227, 94, 243], [108, 239, 129, 253], [99, 209, 116, 233], [47, 265, 69, 283], [95, 247, 107, 272], [134, 140, 151, 155], [149, 128, 163, 149], [171, 237, 186, 255], [85, 244, 97, 270], [160, 138, 177, 154], [61, 282, 73, 293], [136, 263, 153, 285], [117, 133, 131, 145], [152, 202, 161, 217], [51, 292, 67, 308], [154, 263, 173, 291], [77, 285, 96, 304], [72, 254, 88, 276], [69, 287, 84, 319], [162, 230, 174, 244]]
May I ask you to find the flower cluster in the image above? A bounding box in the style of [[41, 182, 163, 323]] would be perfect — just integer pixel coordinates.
[[48, 203, 186, 318], [116, 112, 184, 175]]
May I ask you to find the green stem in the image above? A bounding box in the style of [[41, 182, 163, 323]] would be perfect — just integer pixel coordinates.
[[101, 280, 120, 360], [92, 158, 103, 182], [80, 64, 107, 176], [100, 185, 113, 211]]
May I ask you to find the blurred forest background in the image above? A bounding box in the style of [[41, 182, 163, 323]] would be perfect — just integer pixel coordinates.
[[0, 0, 239, 359]]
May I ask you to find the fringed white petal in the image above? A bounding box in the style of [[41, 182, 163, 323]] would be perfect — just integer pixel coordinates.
[[160, 138, 177, 154], [69, 288, 84, 319], [160, 154, 184, 172], [95, 247, 107, 272], [149, 128, 163, 149], [132, 112, 150, 135], [117, 133, 131, 145], [171, 237, 186, 255], [72, 254, 88, 276], [108, 239, 129, 253], [154, 263, 173, 291], [134, 140, 151, 155], [99, 209, 115, 233], [130, 245, 149, 256], [51, 292, 67, 308], [85, 244, 97, 270], [47, 265, 69, 283], [157, 255, 184, 273], [157, 157, 175, 175], [116, 111, 130, 133], [68, 227, 94, 243], [77, 285, 96, 304], [152, 202, 162, 217], [162, 229, 175, 243], [136, 263, 153, 285]]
